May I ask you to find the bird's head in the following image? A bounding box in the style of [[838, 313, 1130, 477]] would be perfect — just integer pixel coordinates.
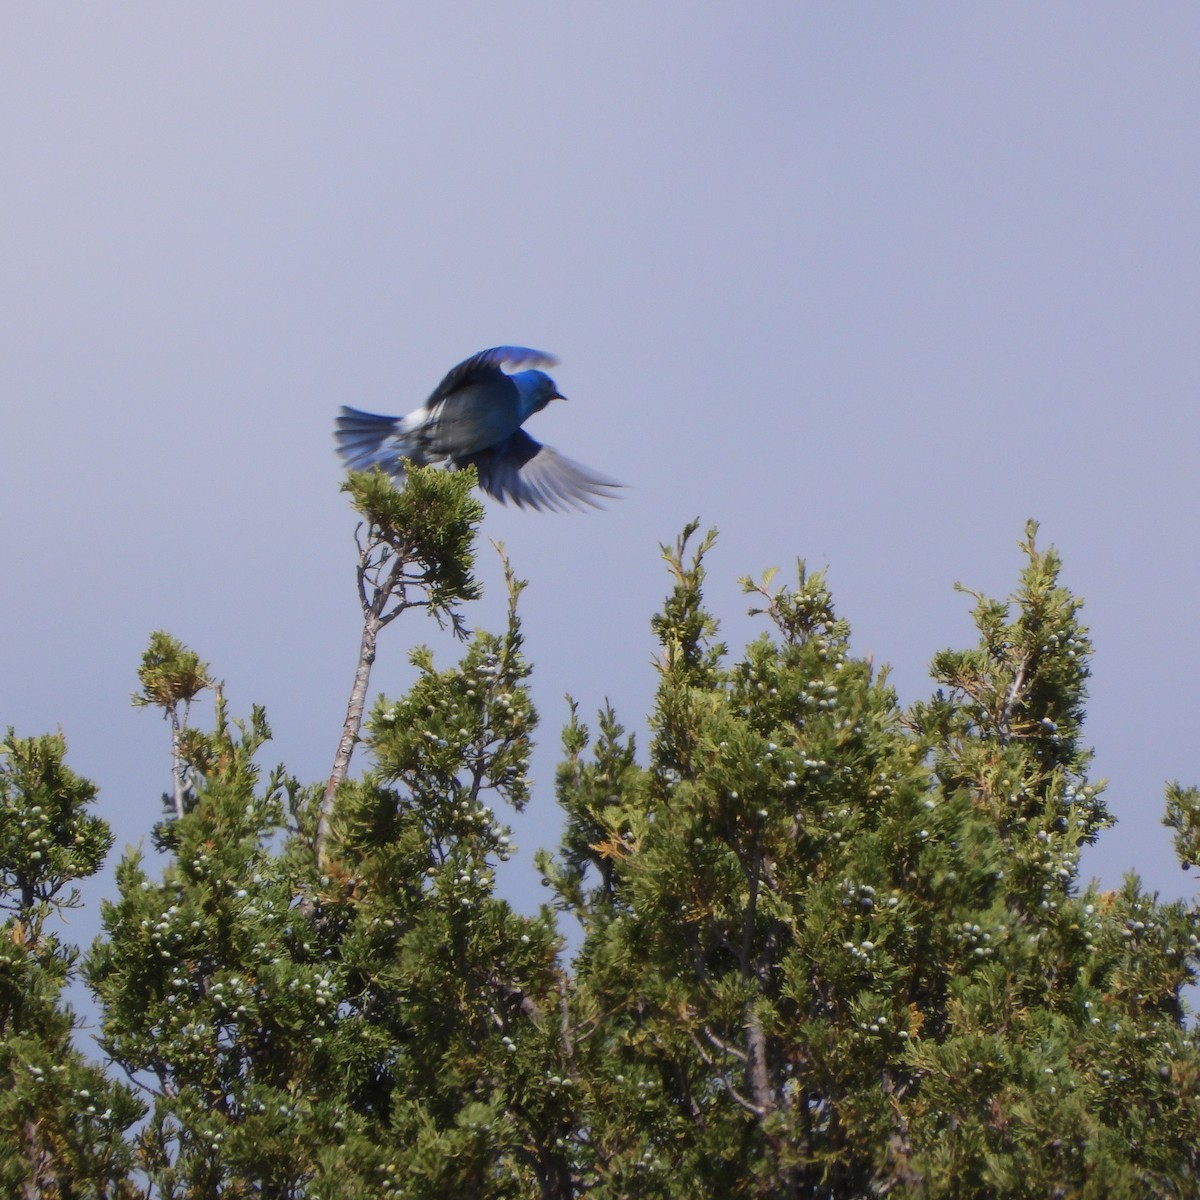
[[512, 369, 566, 419]]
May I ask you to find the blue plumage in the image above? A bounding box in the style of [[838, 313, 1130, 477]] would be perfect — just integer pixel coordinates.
[[334, 347, 622, 511]]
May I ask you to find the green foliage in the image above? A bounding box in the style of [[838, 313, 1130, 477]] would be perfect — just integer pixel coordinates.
[[85, 475, 574, 1197], [314, 551, 575, 1198], [342, 464, 485, 629], [1, 731, 113, 914], [0, 731, 142, 1197], [84, 695, 334, 1195], [5, 479, 1198, 1198], [319, 464, 491, 863], [1165, 782, 1200, 871], [133, 633, 213, 712], [548, 522, 1200, 1199], [133, 630, 214, 825]]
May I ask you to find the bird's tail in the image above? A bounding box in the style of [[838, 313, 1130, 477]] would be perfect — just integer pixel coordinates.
[[334, 407, 407, 473]]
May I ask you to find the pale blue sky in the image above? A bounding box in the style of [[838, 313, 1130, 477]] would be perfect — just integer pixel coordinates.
[[3, 6, 1199, 969]]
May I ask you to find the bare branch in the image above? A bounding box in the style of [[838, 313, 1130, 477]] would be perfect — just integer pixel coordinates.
[[998, 653, 1031, 746], [698, 1025, 748, 1065], [317, 608, 383, 866], [558, 976, 575, 1077]]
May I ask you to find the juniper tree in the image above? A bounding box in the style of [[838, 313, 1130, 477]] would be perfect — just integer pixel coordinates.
[[547, 521, 1200, 1200], [48, 475, 1200, 1198], [902, 524, 1200, 1197], [319, 465, 484, 863], [132, 632, 213, 822], [0, 731, 142, 1197], [318, 551, 574, 1199], [86, 465, 573, 1198]]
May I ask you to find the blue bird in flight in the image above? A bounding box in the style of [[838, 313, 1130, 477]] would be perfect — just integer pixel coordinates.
[[335, 346, 622, 511]]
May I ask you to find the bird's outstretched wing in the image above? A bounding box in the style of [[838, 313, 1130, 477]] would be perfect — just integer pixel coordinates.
[[425, 346, 558, 410], [464, 429, 624, 512]]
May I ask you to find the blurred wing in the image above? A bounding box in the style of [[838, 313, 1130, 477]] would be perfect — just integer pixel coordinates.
[[426, 346, 558, 409], [464, 429, 624, 512]]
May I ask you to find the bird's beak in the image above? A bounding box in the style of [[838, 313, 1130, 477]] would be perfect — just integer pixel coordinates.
[[553, 390, 568, 402]]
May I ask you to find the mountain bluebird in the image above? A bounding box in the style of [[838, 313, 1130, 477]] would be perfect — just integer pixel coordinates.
[[334, 346, 622, 511]]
